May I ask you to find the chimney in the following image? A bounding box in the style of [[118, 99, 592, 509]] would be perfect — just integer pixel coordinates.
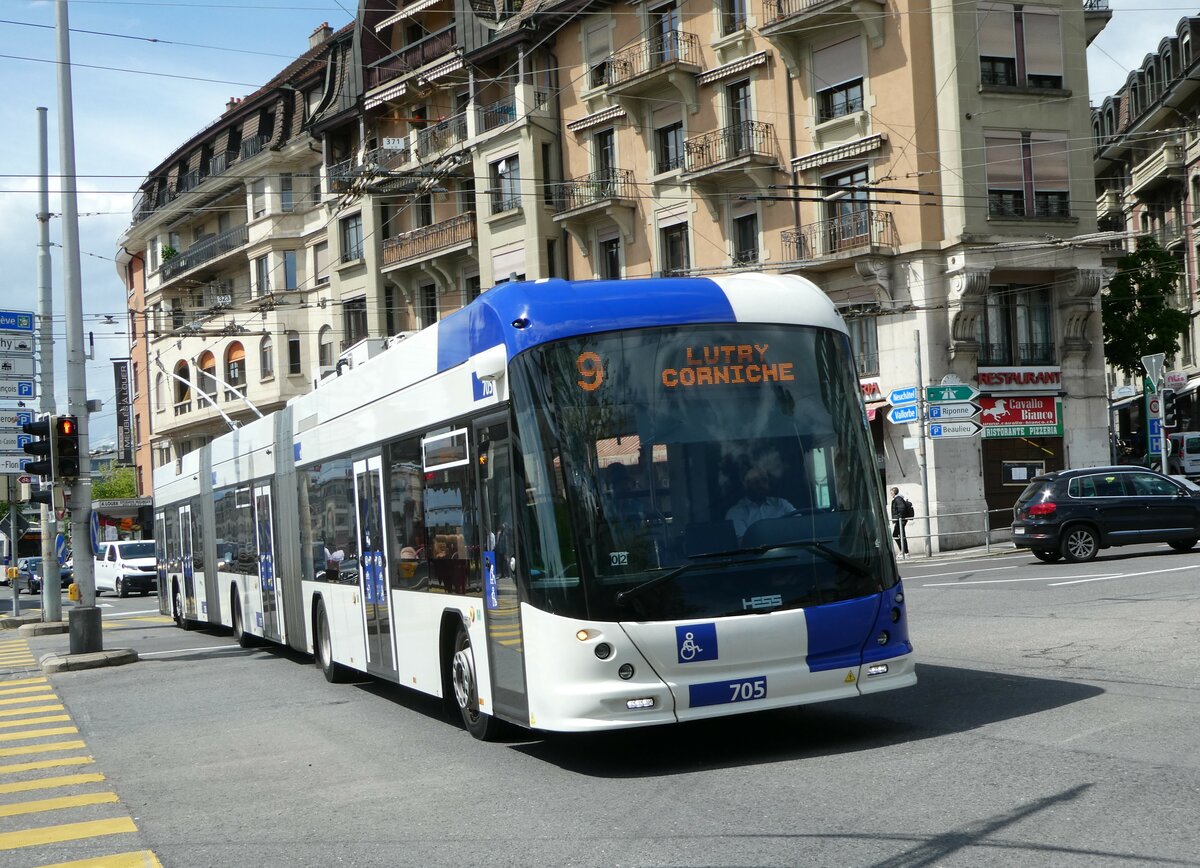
[[309, 21, 332, 49], [225, 96, 241, 113]]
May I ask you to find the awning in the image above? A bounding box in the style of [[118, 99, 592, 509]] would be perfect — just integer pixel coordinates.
[[567, 106, 627, 133], [697, 52, 769, 86], [375, 0, 444, 31], [865, 400, 888, 421], [1109, 394, 1138, 411], [792, 133, 887, 172], [1176, 376, 1200, 397]]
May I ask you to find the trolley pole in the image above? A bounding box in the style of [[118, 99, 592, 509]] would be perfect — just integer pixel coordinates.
[[36, 106, 61, 624], [914, 329, 931, 557], [55, 0, 100, 653]]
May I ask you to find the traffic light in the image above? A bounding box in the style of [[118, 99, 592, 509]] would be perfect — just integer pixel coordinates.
[[28, 483, 64, 511], [54, 416, 80, 479], [20, 415, 55, 479], [1163, 389, 1179, 428]]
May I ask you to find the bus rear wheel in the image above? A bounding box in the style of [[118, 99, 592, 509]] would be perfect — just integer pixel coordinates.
[[173, 585, 194, 631], [231, 594, 255, 648], [451, 624, 497, 741], [315, 601, 348, 683]]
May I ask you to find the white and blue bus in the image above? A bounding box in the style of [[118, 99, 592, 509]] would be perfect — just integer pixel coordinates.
[[153, 274, 914, 738]]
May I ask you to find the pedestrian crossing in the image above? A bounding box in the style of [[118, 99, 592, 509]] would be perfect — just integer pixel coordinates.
[[0, 638, 161, 867], [101, 616, 171, 632]]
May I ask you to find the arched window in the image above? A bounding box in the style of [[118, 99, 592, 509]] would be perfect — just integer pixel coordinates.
[[318, 325, 334, 370], [155, 372, 165, 412], [260, 335, 274, 379], [287, 330, 302, 376], [1183, 35, 1192, 68], [1105, 107, 1116, 137], [198, 350, 217, 403], [173, 361, 191, 414], [225, 341, 246, 399]]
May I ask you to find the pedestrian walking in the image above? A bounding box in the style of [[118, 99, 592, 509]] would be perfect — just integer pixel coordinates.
[[890, 486, 914, 558]]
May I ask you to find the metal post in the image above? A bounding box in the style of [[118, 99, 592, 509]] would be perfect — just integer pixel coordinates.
[[56, 0, 100, 652], [1159, 381, 1169, 472], [36, 107, 61, 624], [914, 329, 931, 557], [8, 494, 19, 616]]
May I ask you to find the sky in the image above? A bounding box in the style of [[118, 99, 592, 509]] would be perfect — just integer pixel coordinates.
[[0, 1, 1192, 449]]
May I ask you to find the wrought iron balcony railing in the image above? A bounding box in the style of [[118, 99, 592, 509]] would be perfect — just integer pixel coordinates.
[[553, 169, 636, 213], [683, 121, 776, 173], [365, 26, 457, 90], [160, 224, 249, 280], [607, 31, 701, 87], [177, 168, 207, 195], [240, 135, 270, 161], [479, 96, 516, 133], [415, 112, 468, 159], [381, 213, 477, 267], [782, 209, 896, 259], [209, 150, 239, 177]]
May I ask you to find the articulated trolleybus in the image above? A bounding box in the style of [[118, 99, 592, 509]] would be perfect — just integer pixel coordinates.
[[154, 274, 914, 738]]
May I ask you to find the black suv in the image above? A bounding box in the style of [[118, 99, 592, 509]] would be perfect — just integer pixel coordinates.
[[1012, 466, 1200, 563]]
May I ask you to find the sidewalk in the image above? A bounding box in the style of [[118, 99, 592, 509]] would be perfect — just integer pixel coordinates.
[[898, 539, 1021, 563]]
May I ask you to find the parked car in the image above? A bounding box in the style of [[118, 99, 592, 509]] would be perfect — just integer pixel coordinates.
[[94, 540, 157, 597], [1012, 466, 1200, 563]]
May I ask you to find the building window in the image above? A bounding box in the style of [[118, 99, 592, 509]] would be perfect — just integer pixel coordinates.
[[224, 342, 246, 399], [978, 4, 1063, 89], [253, 254, 270, 296], [542, 143, 556, 207], [318, 326, 334, 369], [985, 131, 1070, 218], [198, 351, 218, 403], [585, 19, 611, 88], [593, 128, 615, 179], [340, 213, 364, 262], [415, 194, 433, 228], [466, 274, 481, 301], [824, 165, 870, 249], [661, 223, 690, 275], [282, 250, 298, 290], [600, 237, 621, 279], [251, 179, 267, 218], [260, 335, 274, 379], [847, 316, 879, 376], [722, 0, 747, 35], [976, 285, 1054, 365], [280, 174, 294, 212], [155, 372, 165, 411], [726, 79, 751, 152], [419, 283, 437, 329], [813, 37, 864, 121], [547, 238, 558, 279], [491, 157, 520, 213], [732, 212, 758, 265], [287, 331, 302, 376], [343, 296, 368, 347], [656, 122, 684, 173], [313, 241, 329, 285]]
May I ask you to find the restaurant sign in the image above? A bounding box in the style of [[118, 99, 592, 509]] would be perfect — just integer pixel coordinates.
[[980, 396, 1063, 438]]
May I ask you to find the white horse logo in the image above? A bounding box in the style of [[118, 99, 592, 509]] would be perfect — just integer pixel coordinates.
[[982, 399, 1008, 422]]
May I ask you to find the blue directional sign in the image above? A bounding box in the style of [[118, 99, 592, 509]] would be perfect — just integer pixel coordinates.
[[1149, 419, 1162, 437], [0, 311, 34, 333], [887, 386, 918, 406], [55, 534, 67, 566], [887, 404, 920, 424]]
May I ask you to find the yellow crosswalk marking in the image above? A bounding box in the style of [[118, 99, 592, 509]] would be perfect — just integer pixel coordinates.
[[0, 773, 105, 794], [0, 686, 54, 697], [0, 726, 78, 743], [36, 849, 163, 868], [0, 792, 119, 818], [0, 694, 57, 706], [0, 817, 137, 850], [0, 756, 94, 775], [0, 654, 36, 661], [0, 715, 71, 729], [0, 704, 64, 718], [0, 678, 48, 687], [0, 740, 87, 758]]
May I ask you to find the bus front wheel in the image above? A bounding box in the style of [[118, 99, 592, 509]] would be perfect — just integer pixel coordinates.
[[173, 584, 194, 631], [315, 601, 349, 683], [451, 624, 497, 741]]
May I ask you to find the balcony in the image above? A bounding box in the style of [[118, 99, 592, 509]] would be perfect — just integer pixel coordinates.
[[1151, 218, 1186, 249], [381, 212, 477, 269], [604, 31, 701, 107], [1096, 188, 1122, 219], [160, 225, 249, 280], [554, 169, 637, 216], [478, 96, 516, 133], [1129, 141, 1184, 198], [240, 135, 270, 161], [177, 168, 207, 195], [681, 121, 779, 182], [328, 157, 357, 193], [209, 150, 239, 177], [415, 112, 468, 160], [978, 342, 1056, 366], [1083, 0, 1111, 45], [761, 0, 885, 50], [782, 209, 896, 262], [365, 26, 457, 91]]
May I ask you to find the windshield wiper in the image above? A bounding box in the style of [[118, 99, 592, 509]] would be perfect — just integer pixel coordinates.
[[615, 560, 727, 606], [690, 540, 873, 578]]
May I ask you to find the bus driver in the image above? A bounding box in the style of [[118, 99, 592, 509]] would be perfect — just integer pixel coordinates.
[[726, 466, 795, 540]]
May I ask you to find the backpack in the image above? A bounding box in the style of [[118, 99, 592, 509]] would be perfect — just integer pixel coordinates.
[[899, 496, 915, 519]]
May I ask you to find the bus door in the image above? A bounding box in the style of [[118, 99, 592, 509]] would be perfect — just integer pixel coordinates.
[[353, 456, 397, 678], [474, 417, 528, 723], [254, 484, 283, 643], [179, 504, 196, 618], [155, 512, 168, 616]]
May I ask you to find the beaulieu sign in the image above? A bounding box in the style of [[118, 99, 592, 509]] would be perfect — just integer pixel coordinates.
[[977, 366, 1062, 391]]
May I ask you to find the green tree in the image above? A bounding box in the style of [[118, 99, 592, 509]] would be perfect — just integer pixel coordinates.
[[1102, 236, 1191, 378], [91, 465, 137, 500]]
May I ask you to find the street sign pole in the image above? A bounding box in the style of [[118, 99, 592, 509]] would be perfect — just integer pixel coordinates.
[[1142, 353, 1167, 472], [36, 106, 60, 624], [914, 329, 930, 557]]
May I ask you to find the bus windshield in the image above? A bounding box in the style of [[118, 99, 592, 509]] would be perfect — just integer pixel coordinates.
[[510, 323, 895, 623]]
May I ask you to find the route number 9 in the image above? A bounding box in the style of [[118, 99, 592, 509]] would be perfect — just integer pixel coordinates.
[[577, 351, 604, 392]]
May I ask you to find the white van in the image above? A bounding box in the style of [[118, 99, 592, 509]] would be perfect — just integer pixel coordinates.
[[93, 540, 158, 597], [1168, 432, 1200, 477]]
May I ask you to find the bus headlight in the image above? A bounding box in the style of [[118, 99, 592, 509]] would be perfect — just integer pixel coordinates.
[[876, 631, 890, 646], [618, 663, 635, 680], [594, 642, 613, 660], [626, 697, 655, 709]]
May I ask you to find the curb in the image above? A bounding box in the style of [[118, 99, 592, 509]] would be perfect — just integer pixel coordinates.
[[19, 621, 69, 637], [40, 649, 138, 673], [0, 614, 44, 630]]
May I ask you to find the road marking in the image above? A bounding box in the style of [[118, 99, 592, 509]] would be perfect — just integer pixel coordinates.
[[914, 565, 1021, 580], [0, 817, 137, 850], [0, 741, 87, 758], [0, 757, 94, 775], [0, 792, 119, 818], [923, 575, 1116, 587], [0, 686, 54, 697], [0, 694, 57, 706], [36, 849, 163, 868], [0, 726, 78, 743], [138, 645, 246, 658], [1048, 564, 1198, 586], [904, 553, 1029, 568], [0, 773, 105, 794], [0, 715, 71, 729], [0, 677, 47, 687], [0, 704, 64, 718], [102, 609, 158, 618]]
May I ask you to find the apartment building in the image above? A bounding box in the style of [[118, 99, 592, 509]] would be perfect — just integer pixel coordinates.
[[120, 0, 1113, 547], [117, 24, 349, 480], [1093, 15, 1200, 448]]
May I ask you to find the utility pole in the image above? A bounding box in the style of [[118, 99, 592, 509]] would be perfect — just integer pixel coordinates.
[[36, 106, 61, 623], [56, 0, 100, 653], [914, 329, 931, 557]]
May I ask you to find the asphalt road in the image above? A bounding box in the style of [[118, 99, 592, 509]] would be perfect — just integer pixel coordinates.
[[6, 544, 1200, 867]]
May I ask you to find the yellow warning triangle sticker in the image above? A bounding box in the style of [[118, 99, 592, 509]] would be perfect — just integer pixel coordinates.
[[844, 671, 856, 683]]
